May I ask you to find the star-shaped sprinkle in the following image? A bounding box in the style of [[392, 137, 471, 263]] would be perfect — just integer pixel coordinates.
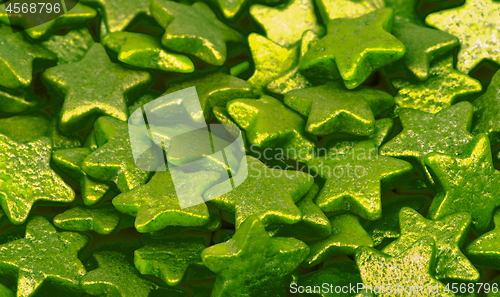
[[227, 95, 317, 162], [380, 101, 474, 188], [41, 27, 95, 65], [247, 33, 299, 94], [82, 116, 159, 193], [382, 207, 480, 281], [384, 0, 422, 25], [103, 32, 194, 73], [204, 156, 313, 228], [250, 0, 323, 48], [149, 209, 221, 237], [472, 70, 500, 146], [299, 8, 405, 89], [466, 210, 500, 270], [316, 0, 384, 23], [53, 204, 121, 235], [0, 89, 36, 114], [391, 56, 482, 114], [284, 81, 394, 136], [81, 250, 187, 297], [0, 135, 74, 224], [0, 26, 56, 90], [0, 216, 88, 297], [303, 213, 374, 267], [80, 0, 149, 32], [150, 0, 244, 66], [308, 141, 413, 220], [134, 234, 214, 286], [42, 43, 151, 133], [387, 22, 459, 80], [113, 169, 220, 233], [356, 237, 452, 297], [425, 134, 500, 234], [364, 195, 429, 246], [201, 216, 309, 296], [426, 0, 500, 73]]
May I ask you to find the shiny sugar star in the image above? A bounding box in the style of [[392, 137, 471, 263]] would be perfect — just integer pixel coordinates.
[[472, 70, 500, 146], [80, 0, 150, 32], [466, 210, 500, 270], [315, 0, 384, 22]]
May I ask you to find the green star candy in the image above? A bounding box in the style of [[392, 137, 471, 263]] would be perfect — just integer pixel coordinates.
[[82, 116, 158, 193], [380, 101, 474, 188], [425, 134, 500, 234], [0, 216, 88, 297], [303, 213, 374, 267], [247, 33, 299, 94], [227, 96, 317, 162], [81, 251, 187, 297], [103, 32, 195, 73], [299, 8, 405, 89], [149, 209, 221, 237], [364, 195, 429, 246], [201, 216, 309, 296], [134, 234, 214, 286], [250, 0, 323, 48], [112, 169, 220, 233], [41, 27, 95, 65], [0, 89, 36, 114], [80, 0, 149, 32], [0, 26, 56, 90], [356, 237, 452, 297], [150, 0, 244, 66], [43, 43, 152, 133], [391, 56, 482, 114], [307, 141, 414, 220], [284, 81, 394, 136], [472, 70, 500, 146], [382, 207, 480, 282], [384, 0, 422, 25], [466, 210, 500, 270], [204, 156, 314, 229], [0, 135, 74, 225], [425, 0, 500, 73], [315, 0, 384, 23], [53, 204, 121, 235]]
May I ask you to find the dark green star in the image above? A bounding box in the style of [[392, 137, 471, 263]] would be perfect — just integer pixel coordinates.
[[425, 134, 500, 234], [80, 0, 149, 32], [384, 0, 422, 25], [284, 81, 394, 136], [150, 0, 244, 66], [53, 204, 121, 235], [0, 216, 88, 297], [201, 216, 309, 296], [380, 101, 474, 189], [41, 27, 95, 65], [466, 210, 500, 270], [472, 70, 500, 146], [43, 43, 152, 133], [299, 8, 405, 89], [0, 135, 74, 225], [307, 141, 414, 220]]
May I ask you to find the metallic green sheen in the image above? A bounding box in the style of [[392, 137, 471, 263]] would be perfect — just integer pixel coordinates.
[[53, 204, 121, 235], [472, 70, 500, 146], [466, 210, 500, 270], [41, 27, 95, 65]]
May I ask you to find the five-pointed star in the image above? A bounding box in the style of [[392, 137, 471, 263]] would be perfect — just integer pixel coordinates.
[[0, 26, 56, 90], [113, 169, 220, 233], [472, 70, 500, 146], [284, 81, 394, 136], [247, 33, 299, 94], [227, 95, 317, 162], [43, 43, 151, 133], [425, 134, 500, 234], [0, 135, 74, 225], [150, 0, 244, 66], [316, 0, 384, 22], [80, 0, 149, 32], [250, 0, 323, 48], [201, 216, 309, 296], [307, 141, 414, 220], [204, 156, 314, 229], [53, 147, 112, 205], [382, 207, 480, 282], [391, 56, 482, 114], [82, 117, 158, 193], [299, 8, 405, 89], [388, 22, 459, 80], [426, 0, 500, 73], [356, 237, 453, 297], [103, 32, 195, 73], [53, 204, 121, 235], [41, 27, 95, 65], [303, 213, 374, 267], [380, 101, 474, 189], [0, 216, 88, 297], [466, 210, 500, 270], [134, 234, 213, 286]]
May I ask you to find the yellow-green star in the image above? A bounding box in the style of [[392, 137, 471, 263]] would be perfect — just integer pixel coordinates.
[[472, 70, 500, 146], [80, 0, 150, 32], [315, 0, 384, 23], [465, 210, 500, 270], [426, 0, 500, 73]]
